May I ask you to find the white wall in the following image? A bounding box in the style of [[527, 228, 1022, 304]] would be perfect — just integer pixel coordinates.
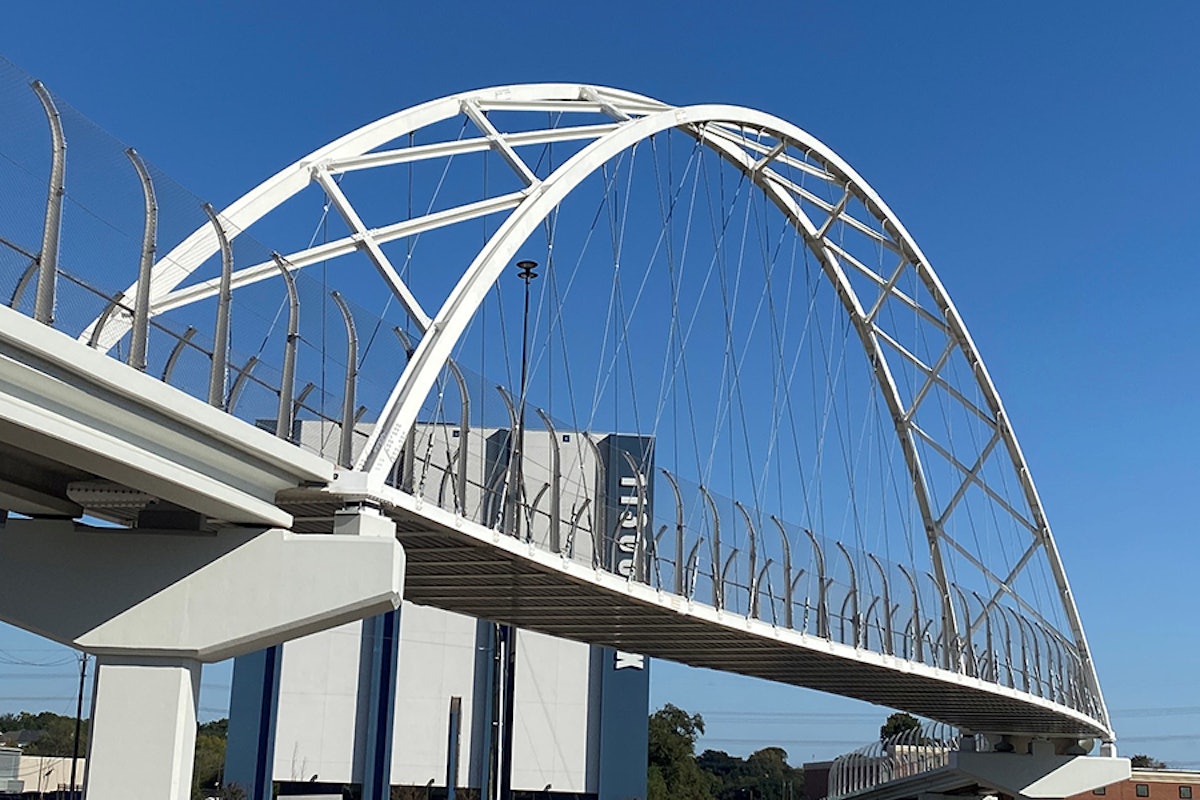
[[274, 621, 363, 783], [511, 630, 596, 793], [391, 603, 481, 787]]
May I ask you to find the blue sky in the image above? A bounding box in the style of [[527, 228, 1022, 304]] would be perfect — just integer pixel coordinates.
[[2, 0, 1198, 766]]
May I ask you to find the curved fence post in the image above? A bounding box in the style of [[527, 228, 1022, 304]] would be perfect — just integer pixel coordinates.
[[270, 253, 301, 440], [698, 485, 721, 609], [535, 408, 562, 552], [868, 554, 894, 656], [445, 358, 471, 514], [835, 542, 860, 647], [330, 291, 358, 468], [735, 502, 758, 617], [661, 468, 686, 595], [202, 203, 233, 410], [803, 528, 829, 638], [31, 80, 65, 327], [126, 148, 158, 371], [770, 516, 793, 629]]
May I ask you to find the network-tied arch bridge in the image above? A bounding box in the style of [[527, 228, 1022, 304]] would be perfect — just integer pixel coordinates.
[[0, 70, 1122, 800]]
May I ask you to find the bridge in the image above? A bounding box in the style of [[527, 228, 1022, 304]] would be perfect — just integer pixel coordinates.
[[0, 67, 1125, 800]]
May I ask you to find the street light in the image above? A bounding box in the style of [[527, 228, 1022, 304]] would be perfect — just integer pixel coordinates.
[[496, 259, 538, 800], [511, 259, 538, 538]]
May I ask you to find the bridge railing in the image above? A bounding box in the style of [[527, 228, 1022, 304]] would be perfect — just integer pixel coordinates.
[[384, 375, 1100, 720], [827, 721, 991, 800], [0, 63, 409, 461]]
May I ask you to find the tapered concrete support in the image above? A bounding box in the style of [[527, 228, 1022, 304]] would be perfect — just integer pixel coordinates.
[[85, 656, 201, 800], [0, 516, 403, 659]]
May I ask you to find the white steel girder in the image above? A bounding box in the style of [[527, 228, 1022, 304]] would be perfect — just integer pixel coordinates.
[[75, 84, 1109, 736]]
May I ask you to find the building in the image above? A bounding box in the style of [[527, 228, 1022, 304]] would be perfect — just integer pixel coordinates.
[[1076, 769, 1199, 800], [226, 421, 653, 800]]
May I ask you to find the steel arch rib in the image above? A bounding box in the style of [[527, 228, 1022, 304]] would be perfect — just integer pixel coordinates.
[[341, 96, 1107, 736], [79, 84, 670, 350], [87, 84, 1107, 736]]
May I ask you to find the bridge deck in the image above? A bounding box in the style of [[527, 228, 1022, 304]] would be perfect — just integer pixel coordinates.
[[278, 484, 1107, 740]]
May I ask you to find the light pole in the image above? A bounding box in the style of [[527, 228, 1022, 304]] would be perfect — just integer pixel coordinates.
[[515, 259, 538, 532], [497, 260, 537, 800]]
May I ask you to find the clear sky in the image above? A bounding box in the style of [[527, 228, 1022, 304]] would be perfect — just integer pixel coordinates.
[[1, 0, 1197, 767]]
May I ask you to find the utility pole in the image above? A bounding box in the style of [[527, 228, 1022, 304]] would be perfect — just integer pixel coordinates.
[[70, 652, 88, 797]]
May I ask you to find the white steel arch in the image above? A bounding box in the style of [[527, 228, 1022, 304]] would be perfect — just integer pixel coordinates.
[[82, 84, 1109, 737]]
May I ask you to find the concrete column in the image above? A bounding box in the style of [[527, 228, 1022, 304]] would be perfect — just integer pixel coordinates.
[[85, 656, 201, 800], [225, 645, 283, 800]]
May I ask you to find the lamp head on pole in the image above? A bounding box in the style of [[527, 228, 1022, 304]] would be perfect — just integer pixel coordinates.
[[516, 260, 539, 282]]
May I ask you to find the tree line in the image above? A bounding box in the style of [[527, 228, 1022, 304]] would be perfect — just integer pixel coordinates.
[[3, 706, 1172, 800], [649, 704, 805, 800]]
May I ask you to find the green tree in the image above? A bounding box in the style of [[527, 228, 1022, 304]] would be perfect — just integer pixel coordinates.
[[1130, 754, 1167, 769], [879, 712, 921, 742], [0, 711, 89, 756], [192, 718, 230, 800], [648, 704, 714, 800], [698, 747, 803, 800]]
